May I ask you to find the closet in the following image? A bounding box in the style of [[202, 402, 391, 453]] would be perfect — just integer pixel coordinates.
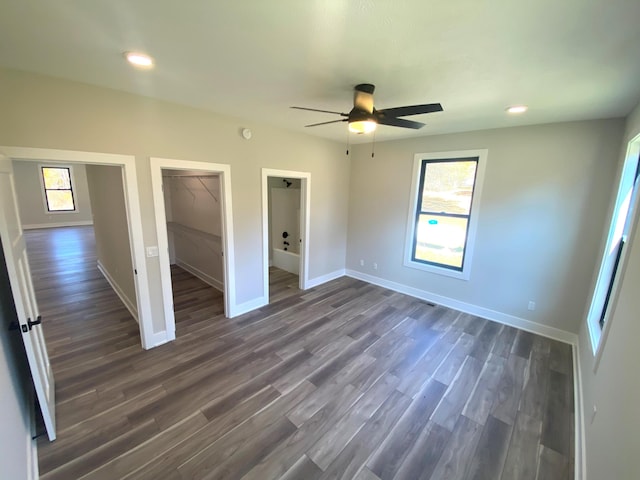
[[162, 170, 224, 292]]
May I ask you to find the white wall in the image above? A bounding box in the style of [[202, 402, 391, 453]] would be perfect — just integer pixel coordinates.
[[267, 176, 302, 261], [0, 242, 35, 480], [85, 164, 137, 317], [164, 172, 224, 289], [347, 119, 625, 335], [271, 187, 300, 255], [578, 100, 640, 479], [0, 68, 350, 334], [12, 160, 93, 228]]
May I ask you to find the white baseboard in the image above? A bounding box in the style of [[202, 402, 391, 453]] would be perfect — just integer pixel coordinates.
[[29, 434, 38, 480], [306, 269, 346, 289], [345, 269, 578, 345], [573, 342, 586, 480], [229, 296, 268, 318], [97, 260, 139, 323], [22, 220, 93, 230], [225, 268, 345, 318], [175, 259, 224, 292], [28, 390, 38, 480]]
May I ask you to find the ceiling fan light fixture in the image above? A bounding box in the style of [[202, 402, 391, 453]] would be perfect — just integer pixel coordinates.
[[348, 119, 377, 134], [506, 105, 528, 114], [292, 83, 441, 133], [124, 51, 154, 68]]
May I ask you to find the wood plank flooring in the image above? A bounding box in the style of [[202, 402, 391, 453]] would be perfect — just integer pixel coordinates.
[[26, 226, 574, 479]]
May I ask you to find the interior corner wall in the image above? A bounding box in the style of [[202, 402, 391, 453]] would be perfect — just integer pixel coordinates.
[[12, 160, 93, 228], [0, 68, 349, 335], [347, 118, 625, 335], [85, 164, 137, 316], [577, 100, 640, 479]]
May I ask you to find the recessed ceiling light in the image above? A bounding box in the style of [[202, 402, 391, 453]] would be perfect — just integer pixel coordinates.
[[506, 105, 528, 114], [124, 51, 154, 68]]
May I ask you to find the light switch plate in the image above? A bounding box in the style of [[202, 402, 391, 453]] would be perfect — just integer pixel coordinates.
[[146, 246, 159, 257]]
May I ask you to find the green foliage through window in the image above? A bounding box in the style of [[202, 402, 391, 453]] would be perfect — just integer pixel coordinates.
[[412, 158, 478, 270], [42, 167, 75, 211]]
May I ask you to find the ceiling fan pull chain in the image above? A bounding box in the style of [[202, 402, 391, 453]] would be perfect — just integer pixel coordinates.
[[371, 130, 376, 158], [346, 130, 350, 156]]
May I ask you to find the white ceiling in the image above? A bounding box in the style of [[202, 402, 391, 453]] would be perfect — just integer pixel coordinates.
[[1, 0, 639, 143]]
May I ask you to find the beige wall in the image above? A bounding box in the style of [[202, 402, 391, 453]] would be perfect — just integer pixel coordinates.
[[271, 186, 301, 255], [348, 119, 625, 334], [578, 100, 640, 479], [12, 160, 93, 228], [164, 172, 224, 289], [0, 68, 349, 334], [85, 164, 136, 316]]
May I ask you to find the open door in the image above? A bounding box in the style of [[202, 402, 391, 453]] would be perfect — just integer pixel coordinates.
[[0, 154, 56, 441]]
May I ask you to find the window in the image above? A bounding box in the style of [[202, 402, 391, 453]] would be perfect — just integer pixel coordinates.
[[405, 150, 487, 280], [587, 142, 640, 355], [41, 166, 76, 212]]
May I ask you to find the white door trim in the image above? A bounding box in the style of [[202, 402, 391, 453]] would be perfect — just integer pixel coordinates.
[[261, 168, 311, 301], [0, 146, 155, 349], [150, 157, 236, 338]]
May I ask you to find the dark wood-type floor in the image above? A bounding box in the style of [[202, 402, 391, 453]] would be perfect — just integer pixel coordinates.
[[26, 226, 574, 480]]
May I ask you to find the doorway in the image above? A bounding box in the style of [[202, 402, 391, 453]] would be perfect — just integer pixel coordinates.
[[15, 160, 139, 323], [150, 157, 236, 340], [261, 168, 311, 302], [0, 146, 154, 348], [162, 169, 224, 336]]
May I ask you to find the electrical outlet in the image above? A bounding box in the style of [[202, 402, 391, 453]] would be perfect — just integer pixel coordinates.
[[359, 259, 364, 267], [527, 301, 536, 311], [373, 262, 378, 270]]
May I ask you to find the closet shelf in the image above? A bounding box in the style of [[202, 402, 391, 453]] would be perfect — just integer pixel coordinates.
[[166, 222, 221, 242]]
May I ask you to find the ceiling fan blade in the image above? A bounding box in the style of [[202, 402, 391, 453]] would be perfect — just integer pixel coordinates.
[[378, 103, 443, 117], [291, 106, 348, 116], [305, 119, 348, 127], [377, 116, 425, 129]]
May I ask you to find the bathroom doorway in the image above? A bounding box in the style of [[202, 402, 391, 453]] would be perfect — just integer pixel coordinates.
[[261, 168, 310, 302]]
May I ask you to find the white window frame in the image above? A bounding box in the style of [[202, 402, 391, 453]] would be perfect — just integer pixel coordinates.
[[39, 164, 78, 214], [586, 132, 640, 367], [404, 149, 488, 280]]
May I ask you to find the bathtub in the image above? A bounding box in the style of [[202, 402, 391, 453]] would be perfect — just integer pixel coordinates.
[[272, 248, 299, 275]]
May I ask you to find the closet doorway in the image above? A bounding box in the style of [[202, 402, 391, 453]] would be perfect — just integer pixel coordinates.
[[150, 158, 235, 341], [261, 168, 310, 302]]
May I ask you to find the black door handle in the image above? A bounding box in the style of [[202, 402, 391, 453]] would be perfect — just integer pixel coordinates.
[[27, 316, 42, 331]]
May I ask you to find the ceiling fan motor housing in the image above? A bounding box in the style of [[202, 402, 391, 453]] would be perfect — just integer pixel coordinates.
[[348, 108, 375, 123], [354, 83, 375, 94]]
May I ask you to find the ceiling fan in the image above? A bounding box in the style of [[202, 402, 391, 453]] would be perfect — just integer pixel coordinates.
[[291, 83, 443, 134]]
